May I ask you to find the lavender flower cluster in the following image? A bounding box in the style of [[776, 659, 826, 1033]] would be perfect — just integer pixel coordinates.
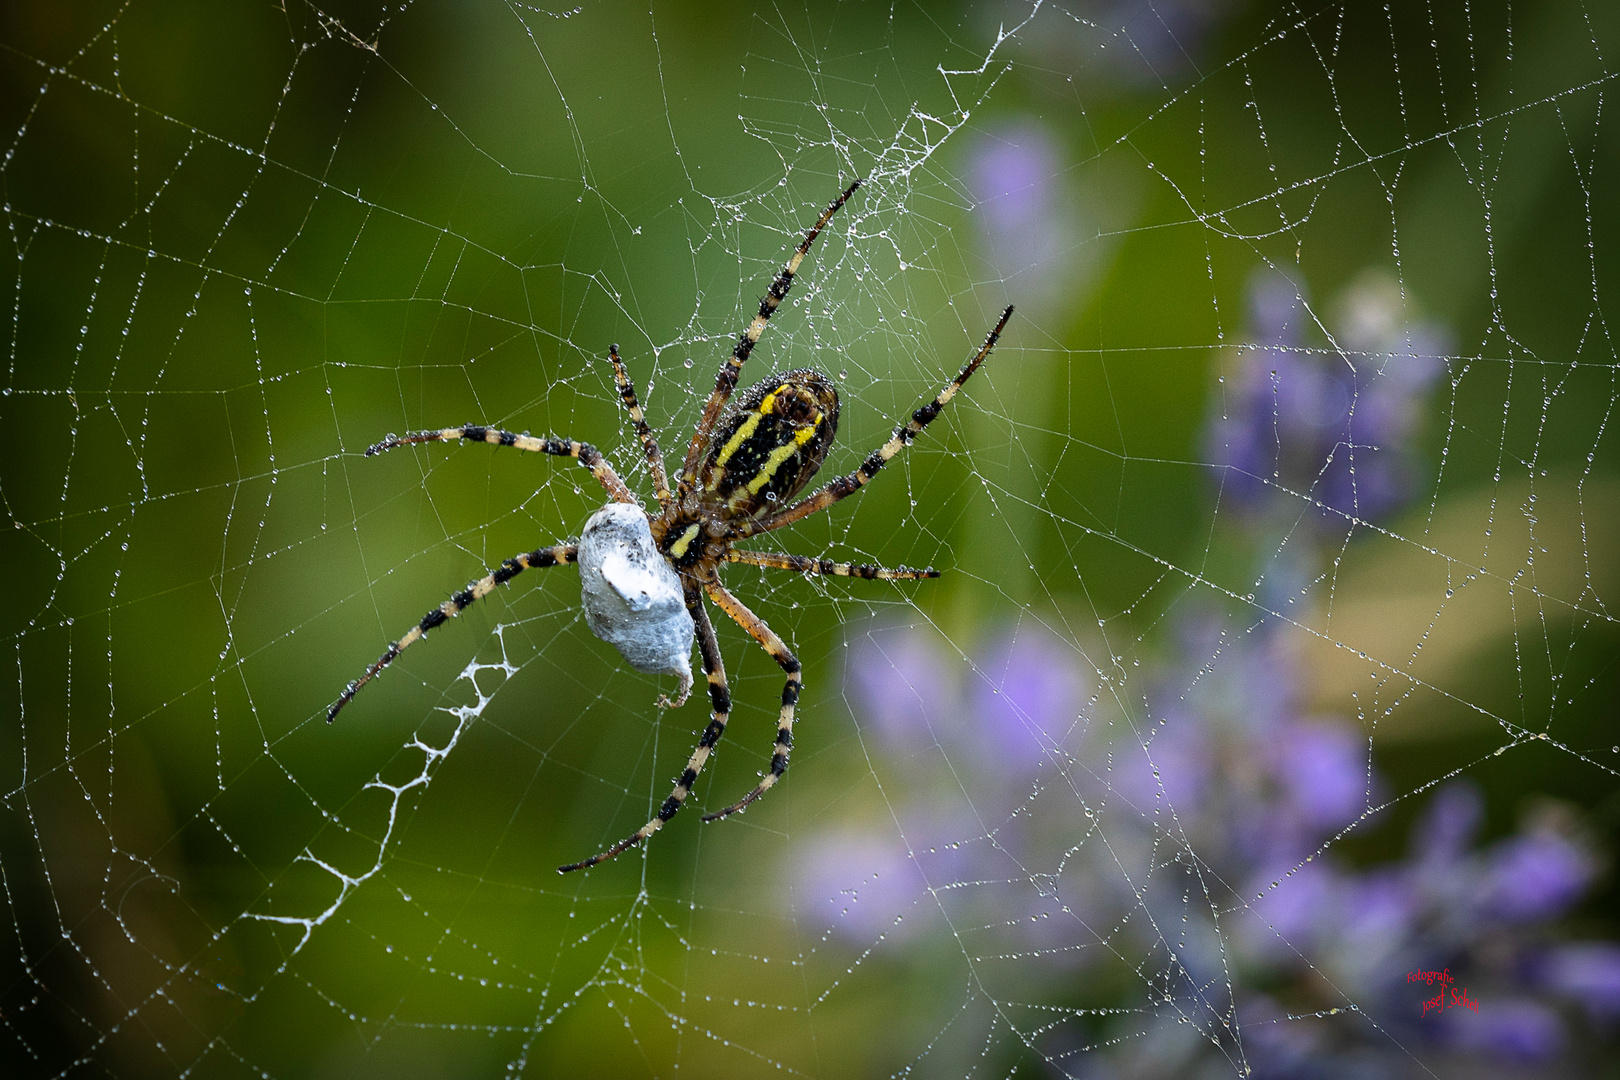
[[804, 612, 1616, 1074], [1205, 270, 1448, 527], [789, 271, 1615, 1074]]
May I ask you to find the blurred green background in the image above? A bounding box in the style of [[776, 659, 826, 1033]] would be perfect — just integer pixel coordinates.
[[2, 1, 1617, 1076]]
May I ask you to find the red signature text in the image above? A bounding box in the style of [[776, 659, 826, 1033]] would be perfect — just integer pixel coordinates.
[[1406, 967, 1454, 987], [1419, 986, 1480, 1017]]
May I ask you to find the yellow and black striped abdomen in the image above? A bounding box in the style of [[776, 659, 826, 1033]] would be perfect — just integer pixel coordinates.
[[700, 369, 840, 518]]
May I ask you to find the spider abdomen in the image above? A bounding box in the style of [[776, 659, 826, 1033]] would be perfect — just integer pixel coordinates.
[[699, 369, 839, 519]]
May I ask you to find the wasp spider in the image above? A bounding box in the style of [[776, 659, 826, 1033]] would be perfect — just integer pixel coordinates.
[[328, 179, 1013, 871]]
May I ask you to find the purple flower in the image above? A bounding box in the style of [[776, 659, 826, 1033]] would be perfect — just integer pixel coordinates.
[[968, 125, 1057, 235], [965, 120, 1084, 316], [1481, 826, 1595, 923], [1348, 329, 1446, 447], [1172, 611, 1299, 736], [789, 819, 976, 943], [1206, 269, 1447, 524], [1250, 273, 1309, 346], [1099, 708, 1216, 848], [969, 625, 1089, 774], [1237, 994, 1324, 1074], [1272, 722, 1368, 832], [1241, 860, 1342, 961], [1146, 717, 1212, 817], [1540, 943, 1620, 1022], [1336, 872, 1415, 976], [1411, 781, 1484, 864], [846, 623, 957, 752], [790, 831, 926, 941], [823, 549, 1612, 1077], [1444, 997, 1566, 1061]]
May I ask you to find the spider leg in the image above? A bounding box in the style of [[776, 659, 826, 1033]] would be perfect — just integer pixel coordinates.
[[326, 543, 578, 723], [558, 582, 732, 872], [725, 549, 939, 580], [742, 305, 1013, 537], [678, 179, 862, 496], [367, 426, 637, 505], [698, 580, 800, 823], [606, 344, 673, 507]]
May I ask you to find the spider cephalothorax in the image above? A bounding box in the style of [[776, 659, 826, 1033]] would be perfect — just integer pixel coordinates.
[[327, 179, 1012, 871]]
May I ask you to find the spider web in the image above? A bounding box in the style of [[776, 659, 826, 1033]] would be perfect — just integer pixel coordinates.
[[3, 0, 1618, 1076]]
